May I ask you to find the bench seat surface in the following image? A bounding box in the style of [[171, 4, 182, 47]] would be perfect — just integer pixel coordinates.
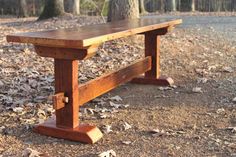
[[7, 18, 182, 48]]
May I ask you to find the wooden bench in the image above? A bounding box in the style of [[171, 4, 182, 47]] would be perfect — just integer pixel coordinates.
[[7, 18, 182, 144]]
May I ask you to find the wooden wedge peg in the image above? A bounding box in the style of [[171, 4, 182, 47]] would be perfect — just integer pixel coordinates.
[[53, 93, 69, 110]]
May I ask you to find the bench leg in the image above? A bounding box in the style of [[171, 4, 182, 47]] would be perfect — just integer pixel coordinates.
[[33, 59, 103, 144], [132, 33, 174, 86]]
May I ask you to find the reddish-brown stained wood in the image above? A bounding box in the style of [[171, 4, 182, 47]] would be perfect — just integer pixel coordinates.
[[144, 32, 161, 78], [132, 28, 175, 86], [34, 44, 99, 60], [139, 26, 173, 35], [53, 92, 66, 110], [54, 59, 79, 128], [34, 116, 103, 144], [78, 57, 152, 105], [7, 18, 182, 48], [7, 18, 182, 143]]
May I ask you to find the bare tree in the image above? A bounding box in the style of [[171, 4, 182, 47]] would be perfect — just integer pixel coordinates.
[[191, 0, 195, 11], [107, 0, 139, 22], [234, 0, 236, 11], [18, 0, 28, 17], [139, 0, 146, 14], [171, 0, 177, 11], [65, 0, 80, 15], [166, 0, 177, 11], [159, 0, 165, 13], [38, 0, 65, 20]]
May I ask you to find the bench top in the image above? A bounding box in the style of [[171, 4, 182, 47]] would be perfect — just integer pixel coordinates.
[[7, 18, 182, 49]]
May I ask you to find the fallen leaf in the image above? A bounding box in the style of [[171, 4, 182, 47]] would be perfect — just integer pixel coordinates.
[[98, 150, 116, 157], [158, 87, 173, 91], [37, 109, 46, 119], [123, 104, 130, 108], [232, 97, 236, 103], [176, 130, 186, 134], [192, 87, 203, 93], [22, 148, 42, 157], [216, 108, 225, 114], [123, 122, 132, 130], [226, 127, 236, 133], [0, 80, 4, 86], [12, 107, 24, 113], [228, 143, 236, 149], [150, 128, 166, 137], [0, 126, 5, 133], [102, 125, 113, 134], [109, 101, 122, 109], [223, 67, 234, 73], [150, 128, 161, 134], [197, 77, 208, 84], [87, 108, 95, 115], [109, 95, 122, 102], [99, 113, 110, 119], [122, 141, 132, 145]]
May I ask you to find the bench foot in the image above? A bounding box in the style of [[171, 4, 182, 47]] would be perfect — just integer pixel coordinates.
[[131, 76, 174, 86], [33, 117, 103, 144]]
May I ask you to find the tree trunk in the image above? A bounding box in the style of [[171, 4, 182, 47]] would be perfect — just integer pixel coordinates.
[[172, 0, 177, 11], [176, 0, 181, 11], [138, 0, 146, 14], [191, 0, 195, 11], [234, 0, 236, 11], [156, 0, 165, 13], [166, 0, 176, 11], [32, 0, 36, 16], [65, 0, 80, 15], [18, 0, 28, 17], [107, 0, 139, 22], [38, 0, 65, 20]]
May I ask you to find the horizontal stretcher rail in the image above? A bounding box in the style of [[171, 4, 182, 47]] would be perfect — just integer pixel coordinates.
[[78, 56, 152, 105]]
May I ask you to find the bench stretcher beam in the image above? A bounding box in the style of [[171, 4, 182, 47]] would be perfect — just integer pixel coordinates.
[[78, 56, 152, 105]]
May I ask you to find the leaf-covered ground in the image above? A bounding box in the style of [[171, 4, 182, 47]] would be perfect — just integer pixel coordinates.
[[0, 13, 236, 157]]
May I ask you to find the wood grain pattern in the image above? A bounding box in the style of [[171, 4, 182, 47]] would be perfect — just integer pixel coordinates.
[[144, 32, 161, 78], [7, 18, 182, 143], [131, 25, 175, 86], [34, 44, 99, 60], [78, 57, 152, 105], [34, 116, 103, 144], [53, 92, 66, 110], [54, 59, 79, 128], [7, 18, 182, 48]]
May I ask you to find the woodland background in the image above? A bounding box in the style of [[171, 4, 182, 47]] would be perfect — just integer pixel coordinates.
[[0, 0, 236, 17]]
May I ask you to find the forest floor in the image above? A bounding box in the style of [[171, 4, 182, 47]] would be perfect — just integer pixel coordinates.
[[0, 12, 236, 157]]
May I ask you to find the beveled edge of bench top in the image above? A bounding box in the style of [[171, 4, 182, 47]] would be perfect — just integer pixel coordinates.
[[7, 18, 182, 49]]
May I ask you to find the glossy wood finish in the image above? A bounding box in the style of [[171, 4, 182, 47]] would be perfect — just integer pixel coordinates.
[[34, 116, 103, 144], [78, 57, 151, 105], [54, 59, 79, 128], [7, 18, 182, 48], [52, 92, 67, 110], [145, 32, 161, 78], [7, 18, 182, 144], [131, 27, 174, 86], [34, 45, 99, 60]]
